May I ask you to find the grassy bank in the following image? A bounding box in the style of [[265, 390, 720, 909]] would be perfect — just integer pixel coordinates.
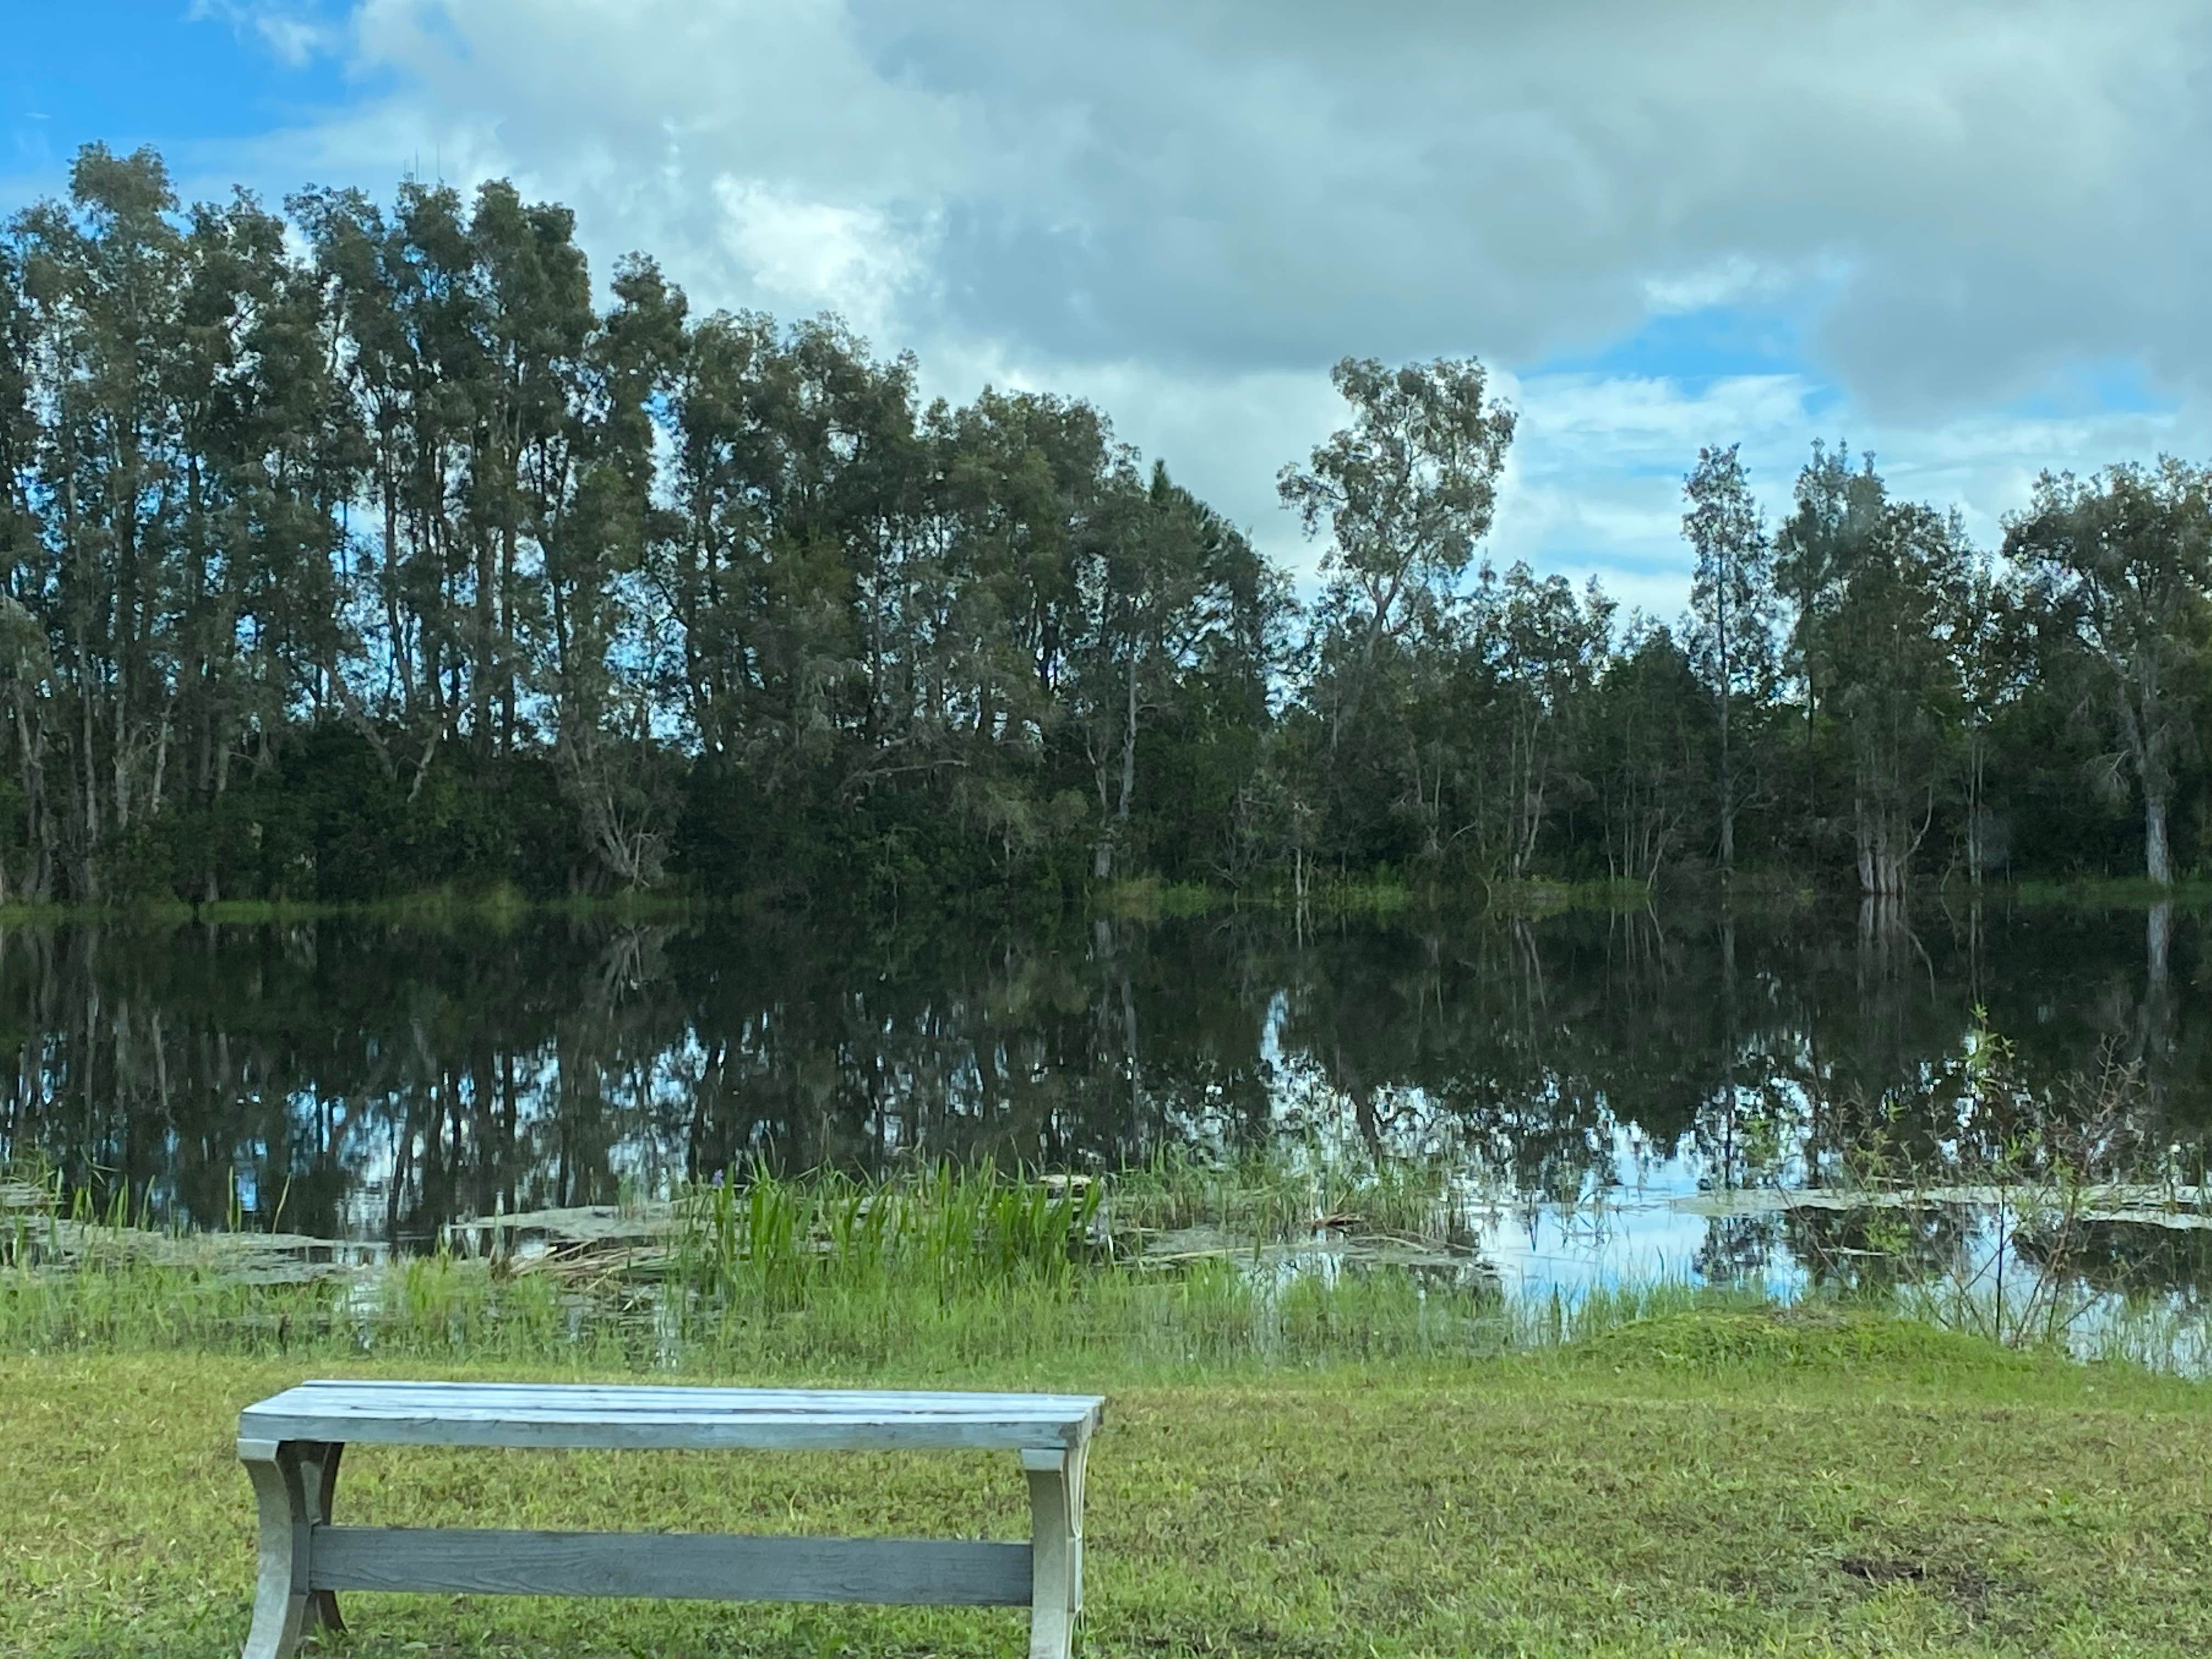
[[1090, 871, 1667, 922], [0, 883, 713, 931], [2008, 874, 2212, 909], [3, 1312, 2208, 1657]]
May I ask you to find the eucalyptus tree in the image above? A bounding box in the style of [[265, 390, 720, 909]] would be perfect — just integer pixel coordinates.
[[1486, 565, 1613, 881], [1069, 461, 1269, 880], [1586, 620, 1707, 884], [290, 179, 477, 781], [924, 387, 1118, 869], [167, 187, 358, 898], [0, 205, 54, 898], [1413, 564, 1613, 882], [657, 311, 887, 778], [1773, 439, 1884, 830], [1682, 444, 1778, 877], [1822, 500, 1970, 897], [2003, 459, 2212, 887], [1278, 356, 1516, 752], [543, 254, 687, 888], [460, 179, 596, 759], [14, 145, 197, 897], [1947, 548, 2030, 887], [654, 307, 782, 767]]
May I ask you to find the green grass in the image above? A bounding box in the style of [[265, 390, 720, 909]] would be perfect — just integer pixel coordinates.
[[1483, 876, 1656, 915], [1092, 876, 1231, 920], [2008, 875, 2212, 908], [0, 884, 713, 930], [3, 1311, 2209, 1657], [10, 1164, 2211, 1653]]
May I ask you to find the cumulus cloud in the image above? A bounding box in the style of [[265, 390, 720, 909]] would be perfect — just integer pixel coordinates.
[[160, 0, 2212, 613], [188, 1, 345, 69]]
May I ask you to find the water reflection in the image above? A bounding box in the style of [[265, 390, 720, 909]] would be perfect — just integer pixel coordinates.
[[0, 901, 2206, 1296]]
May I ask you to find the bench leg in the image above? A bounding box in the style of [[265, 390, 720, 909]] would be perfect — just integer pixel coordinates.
[[1023, 1445, 1089, 1659], [240, 1438, 343, 1658], [297, 1442, 346, 1636]]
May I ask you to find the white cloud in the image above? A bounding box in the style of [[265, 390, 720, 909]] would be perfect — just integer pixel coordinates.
[[710, 178, 934, 345], [189, 1, 341, 69], [1487, 376, 2210, 622], [140, 0, 2212, 619]]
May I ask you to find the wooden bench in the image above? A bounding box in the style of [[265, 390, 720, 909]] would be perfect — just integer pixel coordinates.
[[236, 1380, 1103, 1659]]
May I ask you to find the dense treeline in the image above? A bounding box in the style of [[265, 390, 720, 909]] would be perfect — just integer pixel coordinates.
[[0, 144, 2205, 909]]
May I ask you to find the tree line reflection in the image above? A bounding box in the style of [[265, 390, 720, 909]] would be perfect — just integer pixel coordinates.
[[0, 902, 2202, 1250]]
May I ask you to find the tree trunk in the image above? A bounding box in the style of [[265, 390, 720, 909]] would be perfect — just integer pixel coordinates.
[[1091, 654, 1142, 882], [1717, 585, 1735, 879], [2145, 789, 2172, 886], [1966, 736, 1985, 888]]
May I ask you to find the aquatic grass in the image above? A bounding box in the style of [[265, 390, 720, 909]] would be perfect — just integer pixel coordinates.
[[1107, 1138, 1482, 1245], [1788, 1012, 2207, 1357], [12, 1150, 2211, 1379], [0, 1241, 1728, 1376], [666, 1160, 1105, 1317]]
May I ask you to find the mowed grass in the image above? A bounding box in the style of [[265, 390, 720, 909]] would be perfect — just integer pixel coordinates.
[[4, 1311, 2210, 1658]]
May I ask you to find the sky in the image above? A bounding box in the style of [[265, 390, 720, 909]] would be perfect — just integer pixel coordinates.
[[7, 0, 2210, 619]]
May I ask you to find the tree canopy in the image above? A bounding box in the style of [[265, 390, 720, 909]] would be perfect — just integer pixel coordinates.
[[1, 142, 2207, 911]]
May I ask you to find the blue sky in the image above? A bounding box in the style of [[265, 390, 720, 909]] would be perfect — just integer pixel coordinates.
[[8, 1, 2205, 619], [4, 4, 353, 170]]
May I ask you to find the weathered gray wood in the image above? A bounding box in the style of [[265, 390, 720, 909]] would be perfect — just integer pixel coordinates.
[[1023, 1450, 1075, 1659], [239, 1380, 1103, 1453], [252, 1380, 1098, 1412], [263, 1380, 1090, 1407], [307, 1526, 1034, 1605], [239, 1441, 309, 1659], [296, 1442, 343, 1635], [234, 1383, 1105, 1657]]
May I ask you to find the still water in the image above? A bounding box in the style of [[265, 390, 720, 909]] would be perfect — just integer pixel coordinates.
[[2, 900, 2208, 1311]]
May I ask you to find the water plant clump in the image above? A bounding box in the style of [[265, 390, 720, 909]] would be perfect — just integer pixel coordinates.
[[0, 1152, 1558, 1372], [9, 1124, 2210, 1376], [1790, 1013, 2210, 1353]]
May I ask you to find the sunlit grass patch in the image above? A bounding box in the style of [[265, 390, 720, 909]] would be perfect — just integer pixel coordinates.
[[3, 1317, 2209, 1657]]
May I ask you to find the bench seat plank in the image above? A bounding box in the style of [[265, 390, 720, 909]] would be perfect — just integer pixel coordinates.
[[240, 1381, 1104, 1452], [308, 1526, 1034, 1605]]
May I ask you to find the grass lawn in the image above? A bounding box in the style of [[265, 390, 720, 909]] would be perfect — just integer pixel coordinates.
[[3, 1310, 2209, 1658]]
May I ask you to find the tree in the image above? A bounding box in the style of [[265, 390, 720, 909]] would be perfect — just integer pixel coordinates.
[[1070, 462, 1273, 881], [1278, 356, 1515, 751], [1682, 444, 1777, 878], [2004, 460, 2212, 887], [20, 138, 2212, 913], [1824, 499, 1968, 898], [1587, 620, 1707, 884], [1947, 548, 2030, 888], [1773, 438, 1884, 837]]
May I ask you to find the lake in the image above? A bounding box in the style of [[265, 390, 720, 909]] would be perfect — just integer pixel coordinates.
[[3, 898, 2209, 1326]]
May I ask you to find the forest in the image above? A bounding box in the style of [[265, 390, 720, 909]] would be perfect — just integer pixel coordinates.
[[0, 142, 2205, 912]]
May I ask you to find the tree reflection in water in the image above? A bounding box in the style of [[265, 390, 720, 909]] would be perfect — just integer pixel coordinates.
[[0, 904, 2204, 1286]]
